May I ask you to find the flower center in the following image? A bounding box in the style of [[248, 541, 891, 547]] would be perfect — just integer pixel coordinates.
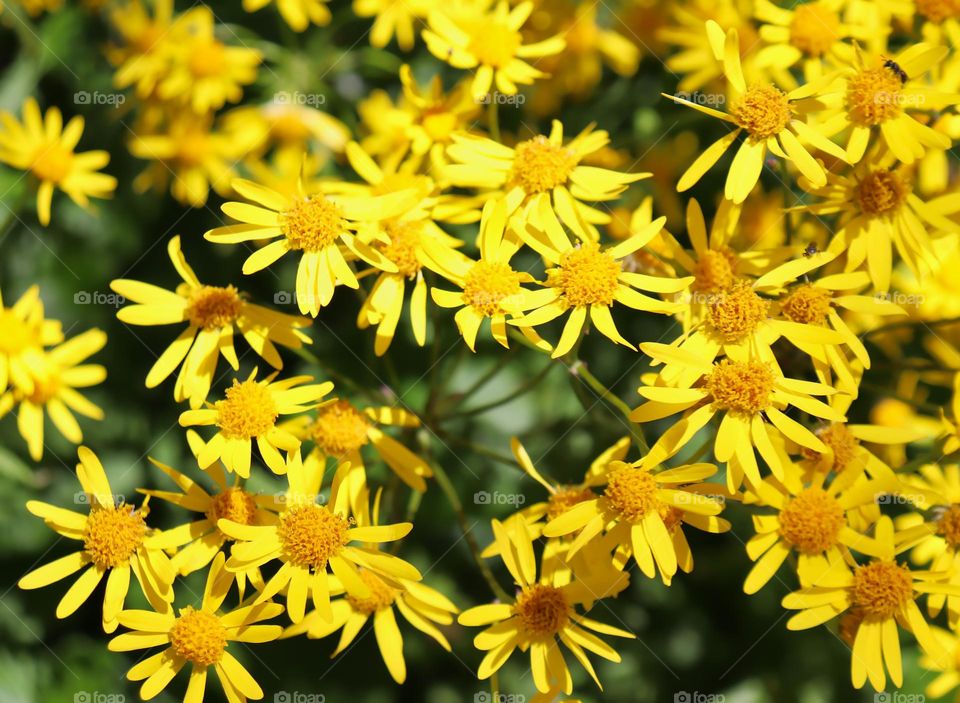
[[856, 169, 908, 216], [466, 18, 521, 68], [310, 400, 370, 455], [706, 359, 775, 416], [778, 488, 845, 554], [0, 311, 39, 354], [789, 4, 840, 56], [802, 423, 861, 471], [546, 487, 596, 520], [852, 561, 913, 619], [380, 220, 424, 278], [514, 583, 570, 638], [188, 40, 226, 78], [270, 111, 313, 142], [846, 67, 903, 126], [214, 380, 278, 439], [169, 607, 227, 666], [422, 110, 458, 142], [185, 285, 244, 330], [507, 136, 577, 194], [707, 280, 769, 342], [604, 466, 659, 523], [915, 0, 960, 22], [732, 85, 792, 140], [937, 505, 960, 548], [277, 504, 350, 570], [692, 249, 737, 294], [554, 242, 622, 307], [32, 146, 74, 183], [346, 570, 398, 614], [462, 261, 523, 317], [281, 195, 346, 253], [780, 283, 832, 325], [206, 487, 258, 536], [83, 505, 147, 569]]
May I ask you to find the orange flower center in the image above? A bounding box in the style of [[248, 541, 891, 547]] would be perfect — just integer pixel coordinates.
[[281, 195, 346, 252], [937, 505, 960, 548], [604, 465, 659, 523], [462, 261, 523, 317], [32, 145, 74, 183], [215, 380, 278, 439], [514, 583, 570, 638], [346, 570, 398, 614], [185, 285, 244, 330], [846, 67, 903, 126], [706, 359, 775, 416], [732, 85, 792, 140], [188, 40, 226, 78], [693, 249, 737, 294], [507, 136, 577, 193], [789, 4, 840, 56], [380, 220, 424, 278], [780, 283, 832, 326], [466, 18, 522, 68], [803, 423, 861, 471], [310, 400, 370, 455], [277, 504, 350, 570], [546, 486, 596, 520], [169, 607, 227, 666], [707, 280, 769, 342], [83, 505, 147, 569], [852, 561, 913, 619], [856, 169, 908, 216], [207, 487, 258, 535], [779, 488, 845, 554], [554, 242, 622, 307]]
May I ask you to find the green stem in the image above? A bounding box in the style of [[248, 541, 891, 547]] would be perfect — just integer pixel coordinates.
[[568, 360, 649, 452], [487, 99, 500, 142], [449, 360, 555, 418]]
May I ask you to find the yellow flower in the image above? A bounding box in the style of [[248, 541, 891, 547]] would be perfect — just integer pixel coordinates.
[[218, 451, 421, 623], [17, 447, 174, 633], [458, 518, 634, 694], [0, 97, 116, 225], [423, 0, 565, 100], [919, 626, 960, 701], [108, 0, 176, 100], [511, 211, 687, 357], [665, 22, 847, 203], [179, 368, 333, 477], [354, 0, 434, 49], [0, 285, 63, 395], [108, 553, 283, 703], [543, 460, 728, 583], [782, 516, 955, 691], [112, 235, 313, 408], [0, 329, 107, 461], [205, 177, 418, 316], [446, 120, 646, 241], [242, 0, 331, 31], [222, 102, 351, 160]]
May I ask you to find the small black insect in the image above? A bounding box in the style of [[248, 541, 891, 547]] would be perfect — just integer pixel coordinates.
[[803, 243, 818, 258], [883, 58, 908, 85]]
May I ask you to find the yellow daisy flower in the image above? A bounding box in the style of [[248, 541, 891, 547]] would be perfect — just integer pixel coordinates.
[[0, 97, 116, 226], [543, 459, 728, 583], [354, 0, 434, 50], [204, 177, 418, 317], [179, 368, 333, 477], [111, 235, 312, 408], [108, 0, 176, 100], [0, 329, 107, 461], [218, 451, 421, 624], [510, 210, 688, 358], [445, 120, 647, 241], [458, 518, 634, 695], [222, 102, 350, 161], [782, 516, 956, 691], [665, 22, 847, 203], [422, 0, 565, 100], [17, 447, 174, 633], [0, 285, 63, 395], [919, 626, 960, 701], [242, 0, 331, 31], [108, 552, 283, 703]]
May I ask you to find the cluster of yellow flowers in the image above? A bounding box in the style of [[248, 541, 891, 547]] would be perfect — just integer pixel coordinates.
[[6, 0, 960, 699]]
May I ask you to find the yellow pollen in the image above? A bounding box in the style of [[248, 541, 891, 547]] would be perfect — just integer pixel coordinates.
[[707, 280, 769, 342], [604, 466, 659, 523], [214, 379, 278, 439], [780, 283, 832, 326], [554, 242, 622, 307], [802, 423, 861, 471], [280, 195, 346, 252], [32, 145, 74, 183], [277, 504, 350, 569], [310, 400, 370, 455], [169, 607, 228, 666], [856, 169, 908, 216], [185, 285, 244, 330], [937, 505, 960, 548], [846, 67, 903, 126], [507, 136, 577, 193], [692, 249, 738, 293], [915, 0, 960, 22], [188, 40, 226, 78], [380, 220, 424, 278], [462, 261, 523, 317], [346, 570, 398, 614], [466, 18, 521, 68], [706, 359, 775, 416], [514, 583, 570, 638], [732, 85, 792, 140], [778, 488, 845, 554], [789, 4, 840, 56], [852, 561, 913, 619], [83, 505, 147, 569], [207, 487, 258, 535], [546, 486, 596, 520]]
